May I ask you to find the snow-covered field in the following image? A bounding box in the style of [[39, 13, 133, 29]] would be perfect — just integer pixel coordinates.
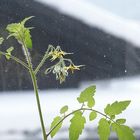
[[0, 77, 140, 139]]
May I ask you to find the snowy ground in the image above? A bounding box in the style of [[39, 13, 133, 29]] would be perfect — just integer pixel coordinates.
[[0, 76, 140, 139]]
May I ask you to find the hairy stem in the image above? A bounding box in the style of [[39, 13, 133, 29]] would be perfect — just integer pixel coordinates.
[[34, 45, 52, 75], [34, 52, 49, 75], [22, 44, 47, 140], [0, 51, 29, 69], [47, 108, 115, 137], [30, 70, 47, 140]]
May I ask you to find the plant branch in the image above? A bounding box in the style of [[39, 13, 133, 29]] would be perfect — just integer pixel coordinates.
[[47, 107, 115, 137], [34, 45, 52, 75], [0, 51, 29, 69]]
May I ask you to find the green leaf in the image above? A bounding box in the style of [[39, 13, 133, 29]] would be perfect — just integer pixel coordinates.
[[111, 123, 136, 140], [60, 105, 68, 114], [104, 100, 131, 116], [98, 118, 110, 140], [6, 46, 14, 53], [77, 85, 96, 108], [69, 111, 86, 140], [6, 47, 14, 60], [24, 28, 32, 49], [116, 119, 126, 124], [6, 17, 33, 49], [110, 115, 115, 119], [6, 23, 21, 33], [21, 16, 34, 25], [89, 111, 97, 121], [87, 98, 95, 108], [0, 37, 4, 45], [50, 116, 63, 138]]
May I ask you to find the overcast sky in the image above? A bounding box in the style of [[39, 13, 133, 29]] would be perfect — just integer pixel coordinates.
[[85, 0, 140, 20]]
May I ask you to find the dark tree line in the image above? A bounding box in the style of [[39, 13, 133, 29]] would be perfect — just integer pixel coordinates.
[[0, 0, 140, 91]]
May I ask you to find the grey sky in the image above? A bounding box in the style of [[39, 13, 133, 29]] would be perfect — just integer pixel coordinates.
[[86, 0, 140, 20]]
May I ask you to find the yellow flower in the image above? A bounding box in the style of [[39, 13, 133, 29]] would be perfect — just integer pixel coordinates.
[[48, 46, 72, 61], [49, 50, 67, 61], [66, 64, 84, 73]]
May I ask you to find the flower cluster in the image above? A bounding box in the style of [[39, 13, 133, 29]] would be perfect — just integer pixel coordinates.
[[45, 46, 83, 83]]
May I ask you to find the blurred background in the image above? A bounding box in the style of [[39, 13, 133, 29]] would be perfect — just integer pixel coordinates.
[[0, 0, 140, 139]]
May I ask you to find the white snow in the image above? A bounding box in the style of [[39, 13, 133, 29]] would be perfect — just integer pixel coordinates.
[[0, 77, 140, 139], [0, 77, 140, 137], [36, 0, 140, 47]]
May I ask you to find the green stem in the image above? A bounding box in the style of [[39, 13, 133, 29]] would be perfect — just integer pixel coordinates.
[[34, 45, 52, 75], [34, 52, 49, 75], [47, 108, 115, 137], [30, 70, 47, 140], [0, 51, 29, 69], [22, 45, 47, 140]]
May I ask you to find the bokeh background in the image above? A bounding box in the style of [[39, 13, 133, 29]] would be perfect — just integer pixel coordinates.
[[0, 0, 140, 139]]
